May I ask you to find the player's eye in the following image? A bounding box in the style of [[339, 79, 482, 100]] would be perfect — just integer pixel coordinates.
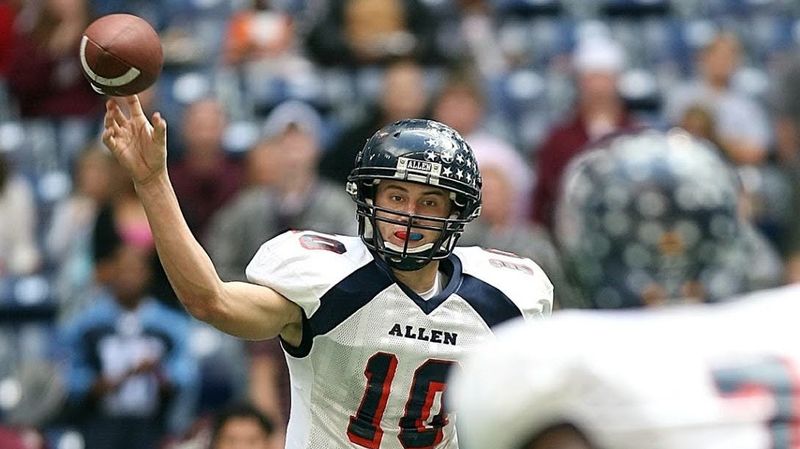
[[390, 194, 404, 203]]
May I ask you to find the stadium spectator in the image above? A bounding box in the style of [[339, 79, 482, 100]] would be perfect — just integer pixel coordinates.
[[169, 98, 243, 241], [60, 242, 199, 449], [6, 0, 102, 117], [0, 426, 46, 449], [211, 402, 279, 449], [319, 59, 430, 184], [442, 0, 506, 79], [304, 0, 442, 67], [529, 35, 635, 230], [223, 0, 295, 66], [46, 144, 125, 321], [0, 153, 41, 276], [222, 0, 314, 113], [664, 31, 771, 166], [0, 0, 19, 77], [242, 137, 281, 188], [678, 104, 721, 149], [207, 99, 355, 283]]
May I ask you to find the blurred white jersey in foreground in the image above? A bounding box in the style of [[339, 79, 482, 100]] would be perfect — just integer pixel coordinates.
[[450, 284, 800, 449]]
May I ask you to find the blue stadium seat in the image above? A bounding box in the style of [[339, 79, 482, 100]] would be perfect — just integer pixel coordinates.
[[495, 68, 559, 151], [618, 68, 662, 113], [0, 79, 17, 121], [495, 0, 564, 18], [600, 0, 671, 18], [0, 275, 56, 322], [223, 120, 261, 155]]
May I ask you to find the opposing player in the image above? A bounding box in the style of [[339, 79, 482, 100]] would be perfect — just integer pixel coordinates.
[[448, 130, 800, 449], [450, 286, 799, 449], [450, 128, 795, 449], [101, 96, 553, 449], [554, 128, 748, 307]]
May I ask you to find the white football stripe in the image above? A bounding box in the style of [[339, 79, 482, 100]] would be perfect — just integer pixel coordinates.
[[80, 36, 141, 87]]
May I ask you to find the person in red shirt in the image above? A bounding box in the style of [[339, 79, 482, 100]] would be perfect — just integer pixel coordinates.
[[168, 98, 243, 242], [529, 35, 636, 229], [6, 0, 102, 118], [0, 1, 20, 77]]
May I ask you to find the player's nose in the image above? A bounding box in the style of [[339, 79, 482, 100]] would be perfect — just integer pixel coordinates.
[[393, 201, 418, 217]]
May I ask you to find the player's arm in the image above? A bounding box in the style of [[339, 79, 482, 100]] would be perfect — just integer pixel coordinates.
[[102, 96, 302, 343]]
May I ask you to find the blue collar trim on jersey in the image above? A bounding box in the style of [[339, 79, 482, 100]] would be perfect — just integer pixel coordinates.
[[376, 252, 463, 315], [284, 259, 397, 358], [286, 253, 468, 359]]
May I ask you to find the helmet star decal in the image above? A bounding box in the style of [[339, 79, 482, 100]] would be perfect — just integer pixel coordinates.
[[439, 147, 456, 163]]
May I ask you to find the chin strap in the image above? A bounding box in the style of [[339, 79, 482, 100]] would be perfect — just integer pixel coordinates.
[[383, 252, 432, 271]]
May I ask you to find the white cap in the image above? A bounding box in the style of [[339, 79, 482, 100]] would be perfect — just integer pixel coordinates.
[[261, 100, 323, 146], [572, 37, 626, 74]]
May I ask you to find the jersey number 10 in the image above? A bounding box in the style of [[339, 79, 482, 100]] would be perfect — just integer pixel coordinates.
[[347, 352, 456, 449]]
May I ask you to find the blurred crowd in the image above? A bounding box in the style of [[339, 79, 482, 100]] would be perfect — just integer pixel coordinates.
[[2, 0, 800, 447]]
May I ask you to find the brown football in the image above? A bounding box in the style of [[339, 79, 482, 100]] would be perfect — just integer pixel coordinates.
[[79, 14, 163, 96]]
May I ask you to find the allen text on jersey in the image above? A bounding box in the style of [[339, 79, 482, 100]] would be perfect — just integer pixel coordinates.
[[388, 323, 458, 346]]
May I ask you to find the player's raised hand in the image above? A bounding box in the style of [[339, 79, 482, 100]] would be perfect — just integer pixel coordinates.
[[102, 95, 167, 186]]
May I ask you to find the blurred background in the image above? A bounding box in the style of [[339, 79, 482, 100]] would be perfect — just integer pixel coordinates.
[[2, 0, 800, 448]]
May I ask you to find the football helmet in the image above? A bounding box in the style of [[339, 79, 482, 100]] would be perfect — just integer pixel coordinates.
[[347, 119, 482, 271], [555, 128, 743, 308]]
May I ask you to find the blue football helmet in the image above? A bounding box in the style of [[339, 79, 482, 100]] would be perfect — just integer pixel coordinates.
[[347, 119, 482, 271], [555, 128, 743, 308]]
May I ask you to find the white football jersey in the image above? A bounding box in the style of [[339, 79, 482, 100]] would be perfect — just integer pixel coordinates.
[[245, 230, 553, 449], [450, 284, 800, 449]]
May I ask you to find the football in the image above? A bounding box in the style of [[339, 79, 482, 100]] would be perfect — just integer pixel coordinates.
[[79, 13, 163, 96]]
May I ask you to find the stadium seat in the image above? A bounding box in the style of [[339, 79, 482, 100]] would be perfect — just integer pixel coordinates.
[[600, 0, 671, 18], [495, 0, 564, 19]]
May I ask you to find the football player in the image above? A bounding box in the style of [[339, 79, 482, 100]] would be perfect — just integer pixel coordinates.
[[450, 286, 799, 449], [102, 96, 553, 449], [554, 128, 752, 308]]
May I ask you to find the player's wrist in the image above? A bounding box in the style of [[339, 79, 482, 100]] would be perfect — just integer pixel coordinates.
[[134, 170, 171, 194]]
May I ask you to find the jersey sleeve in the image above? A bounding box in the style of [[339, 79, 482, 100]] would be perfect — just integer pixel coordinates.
[[456, 247, 554, 320], [245, 231, 371, 319]]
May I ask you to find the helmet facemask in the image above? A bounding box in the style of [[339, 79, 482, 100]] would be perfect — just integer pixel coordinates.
[[349, 179, 478, 271]]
